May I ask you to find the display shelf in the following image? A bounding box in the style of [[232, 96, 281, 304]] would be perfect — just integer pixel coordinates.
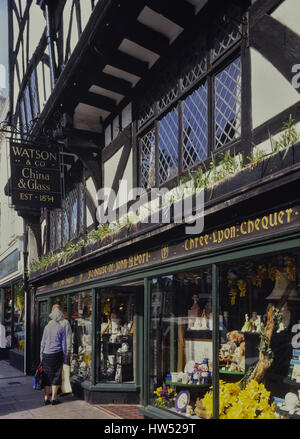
[[219, 369, 244, 375], [165, 379, 210, 388], [275, 406, 300, 419], [168, 407, 199, 419], [283, 377, 300, 387]]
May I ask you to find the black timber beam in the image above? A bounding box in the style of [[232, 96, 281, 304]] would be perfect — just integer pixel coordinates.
[[144, 0, 195, 28], [102, 50, 148, 77], [78, 91, 118, 113], [91, 72, 133, 96], [250, 14, 300, 91], [124, 21, 170, 55]]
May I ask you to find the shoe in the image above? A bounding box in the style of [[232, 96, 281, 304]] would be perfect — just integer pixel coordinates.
[[51, 400, 61, 405], [44, 399, 51, 405]]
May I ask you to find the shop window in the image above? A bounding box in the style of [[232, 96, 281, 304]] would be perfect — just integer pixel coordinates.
[[97, 286, 137, 384], [4, 288, 12, 348], [149, 267, 214, 418], [70, 291, 92, 382], [51, 295, 68, 319], [38, 300, 49, 345], [215, 251, 300, 420], [13, 280, 25, 353]]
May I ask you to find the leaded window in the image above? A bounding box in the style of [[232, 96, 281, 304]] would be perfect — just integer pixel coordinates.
[[215, 58, 242, 148], [182, 82, 208, 170], [159, 106, 179, 184], [49, 182, 86, 251], [137, 3, 245, 189]]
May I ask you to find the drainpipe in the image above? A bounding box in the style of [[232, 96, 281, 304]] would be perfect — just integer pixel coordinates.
[[44, 3, 57, 90]]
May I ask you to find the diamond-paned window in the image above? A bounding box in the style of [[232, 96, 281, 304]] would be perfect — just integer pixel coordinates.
[[138, 105, 154, 129], [215, 57, 241, 148], [182, 57, 207, 91], [158, 84, 179, 113], [140, 128, 156, 189], [182, 82, 208, 170], [211, 6, 242, 62], [158, 106, 179, 184]]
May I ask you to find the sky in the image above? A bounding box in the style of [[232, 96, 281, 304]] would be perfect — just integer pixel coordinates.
[[0, 0, 8, 96]]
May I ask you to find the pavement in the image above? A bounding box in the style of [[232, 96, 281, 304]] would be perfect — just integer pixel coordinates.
[[0, 360, 117, 419]]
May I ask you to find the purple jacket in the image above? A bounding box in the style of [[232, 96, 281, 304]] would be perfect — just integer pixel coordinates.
[[40, 320, 67, 363]]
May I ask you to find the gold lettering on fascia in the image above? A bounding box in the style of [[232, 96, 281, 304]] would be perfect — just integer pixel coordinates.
[[52, 277, 75, 288], [87, 251, 150, 280], [12, 146, 57, 162], [184, 208, 297, 252]]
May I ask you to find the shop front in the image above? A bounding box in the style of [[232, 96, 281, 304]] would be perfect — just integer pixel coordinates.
[[31, 199, 300, 419], [0, 248, 25, 371]]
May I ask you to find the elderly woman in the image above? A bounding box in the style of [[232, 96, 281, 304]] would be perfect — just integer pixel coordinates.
[[40, 308, 67, 405]]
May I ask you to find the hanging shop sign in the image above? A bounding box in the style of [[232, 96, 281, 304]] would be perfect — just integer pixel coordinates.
[[0, 249, 20, 280], [9, 141, 62, 210], [36, 205, 300, 294]]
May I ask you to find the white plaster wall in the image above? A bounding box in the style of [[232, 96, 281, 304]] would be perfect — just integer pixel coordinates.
[[271, 0, 300, 37], [0, 100, 23, 260], [28, 5, 45, 61], [104, 147, 123, 191], [86, 177, 97, 227], [251, 48, 300, 129], [80, 2, 93, 31]]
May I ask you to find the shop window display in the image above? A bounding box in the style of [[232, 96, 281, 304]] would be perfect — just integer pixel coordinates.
[[4, 288, 12, 348], [13, 281, 25, 352], [70, 291, 92, 381], [97, 287, 136, 384], [200, 251, 300, 419], [149, 268, 215, 418]]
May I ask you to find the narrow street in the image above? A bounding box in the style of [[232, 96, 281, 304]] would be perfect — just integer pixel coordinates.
[[0, 360, 116, 419]]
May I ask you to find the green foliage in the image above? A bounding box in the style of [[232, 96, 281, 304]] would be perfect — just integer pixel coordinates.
[[30, 117, 300, 274]]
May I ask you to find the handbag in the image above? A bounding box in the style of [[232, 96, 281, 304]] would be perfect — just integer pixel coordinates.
[[61, 364, 72, 394], [33, 363, 45, 390]]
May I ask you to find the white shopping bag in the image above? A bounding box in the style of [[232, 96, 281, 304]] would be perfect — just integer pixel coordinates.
[[61, 364, 72, 394]]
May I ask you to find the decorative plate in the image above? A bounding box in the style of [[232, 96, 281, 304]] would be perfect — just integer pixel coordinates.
[[175, 391, 190, 412]]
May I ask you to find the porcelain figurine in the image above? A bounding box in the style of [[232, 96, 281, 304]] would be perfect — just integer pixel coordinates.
[[188, 294, 201, 329]]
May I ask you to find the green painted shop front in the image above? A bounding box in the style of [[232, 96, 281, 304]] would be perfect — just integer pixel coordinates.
[[33, 201, 300, 419]]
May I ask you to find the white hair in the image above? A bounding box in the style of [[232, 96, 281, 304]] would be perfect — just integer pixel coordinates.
[[49, 308, 64, 322]]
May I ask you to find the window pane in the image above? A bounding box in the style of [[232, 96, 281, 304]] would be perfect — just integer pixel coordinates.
[[219, 251, 300, 419], [138, 105, 154, 129], [97, 287, 137, 384], [182, 55, 207, 91], [140, 128, 156, 189], [70, 291, 92, 382], [158, 83, 178, 113], [211, 5, 242, 62], [13, 280, 25, 352], [215, 58, 241, 148], [4, 288, 12, 348], [182, 82, 208, 170], [150, 267, 214, 418], [158, 107, 179, 184]]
